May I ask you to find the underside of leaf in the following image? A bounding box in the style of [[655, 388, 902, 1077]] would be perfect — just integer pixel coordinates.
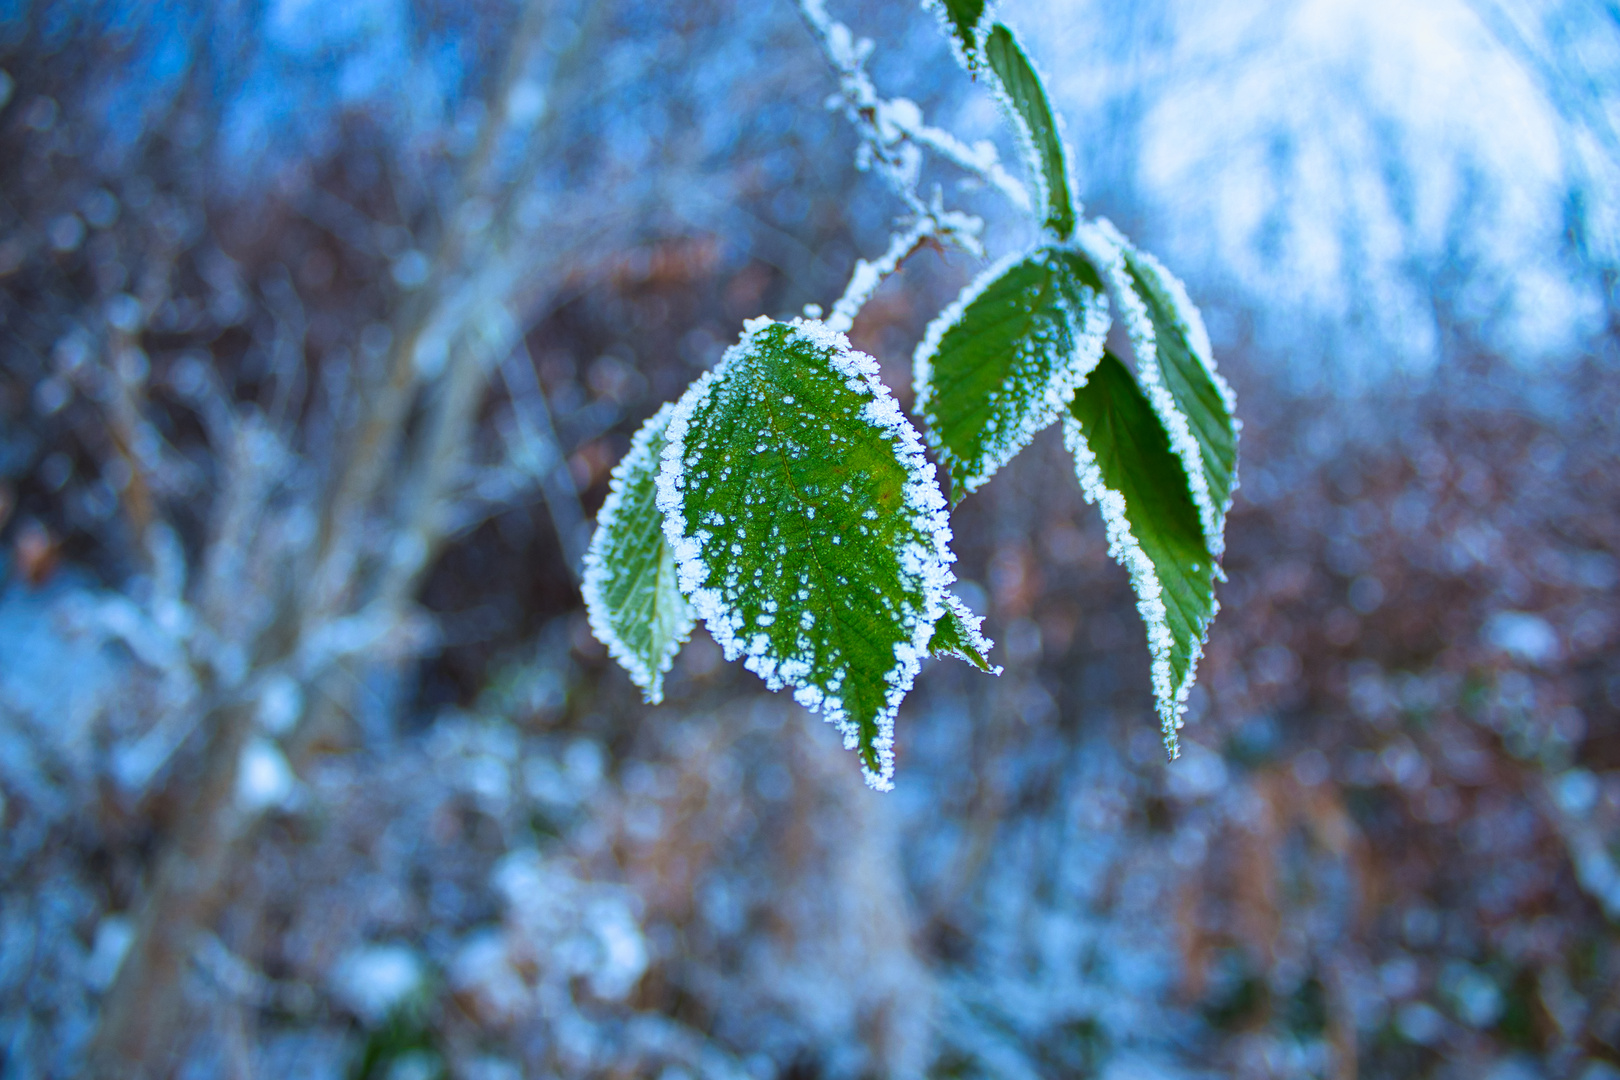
[[1084, 220, 1239, 554], [581, 402, 695, 704], [914, 244, 1109, 504], [657, 317, 955, 790], [1064, 350, 1219, 756], [984, 23, 1075, 239], [929, 593, 1000, 674]]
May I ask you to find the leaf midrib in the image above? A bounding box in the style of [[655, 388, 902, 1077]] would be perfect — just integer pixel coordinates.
[[751, 356, 897, 752]]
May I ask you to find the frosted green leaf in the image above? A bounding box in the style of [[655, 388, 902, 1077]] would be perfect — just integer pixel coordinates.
[[930, 593, 1000, 674], [657, 317, 955, 790], [1065, 350, 1219, 756], [985, 23, 1076, 239], [581, 402, 695, 705], [914, 244, 1109, 505], [1087, 220, 1239, 553], [923, 0, 992, 69]]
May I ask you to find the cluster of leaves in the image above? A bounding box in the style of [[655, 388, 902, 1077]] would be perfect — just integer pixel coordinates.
[[584, 0, 1239, 789]]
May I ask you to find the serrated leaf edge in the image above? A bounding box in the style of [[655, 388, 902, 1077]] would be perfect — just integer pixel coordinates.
[[933, 592, 1002, 674], [913, 244, 1109, 502], [1062, 413, 1217, 758], [1080, 220, 1235, 557], [656, 316, 955, 791], [581, 401, 696, 705]]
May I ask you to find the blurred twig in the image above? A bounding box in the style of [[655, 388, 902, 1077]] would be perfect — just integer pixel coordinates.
[[82, 0, 615, 1071]]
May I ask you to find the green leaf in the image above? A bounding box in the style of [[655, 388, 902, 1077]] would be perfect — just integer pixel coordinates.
[[1065, 350, 1218, 756], [929, 593, 1000, 673], [914, 244, 1109, 504], [925, 0, 991, 69], [581, 402, 695, 704], [657, 317, 955, 790], [984, 23, 1076, 239], [1088, 220, 1240, 553]]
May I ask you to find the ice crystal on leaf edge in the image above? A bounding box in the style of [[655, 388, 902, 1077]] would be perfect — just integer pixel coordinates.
[[1082, 219, 1239, 556], [1064, 350, 1222, 757], [581, 401, 695, 705], [930, 592, 1002, 674], [913, 243, 1109, 504]]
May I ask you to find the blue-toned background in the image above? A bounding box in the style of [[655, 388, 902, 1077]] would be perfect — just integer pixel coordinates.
[[0, 1, 1616, 1077]]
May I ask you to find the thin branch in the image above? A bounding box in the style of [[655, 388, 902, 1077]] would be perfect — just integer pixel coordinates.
[[796, 0, 1013, 329], [895, 119, 1032, 216], [499, 340, 589, 581], [795, 0, 1031, 213], [825, 216, 939, 333]]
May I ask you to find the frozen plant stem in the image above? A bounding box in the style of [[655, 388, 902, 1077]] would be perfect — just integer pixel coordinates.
[[795, 0, 1031, 215], [826, 217, 940, 333], [797, 0, 1026, 330]]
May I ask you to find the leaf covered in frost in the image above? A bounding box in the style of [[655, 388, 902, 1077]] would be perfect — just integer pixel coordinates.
[[984, 23, 1075, 239], [657, 317, 955, 790], [1064, 350, 1218, 755], [915, 244, 1109, 504], [1087, 220, 1239, 552], [582, 402, 695, 704], [923, 0, 993, 70], [929, 593, 1000, 674]]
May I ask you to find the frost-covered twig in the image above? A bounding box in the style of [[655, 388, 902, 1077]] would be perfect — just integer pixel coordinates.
[[825, 218, 934, 333], [890, 113, 1032, 216], [797, 0, 924, 214], [797, 0, 1021, 330], [824, 192, 985, 333], [795, 0, 1031, 214]]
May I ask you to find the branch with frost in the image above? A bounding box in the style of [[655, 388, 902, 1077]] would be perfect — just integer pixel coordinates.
[[897, 118, 1031, 216], [795, 0, 1031, 215], [796, 0, 1029, 330], [824, 207, 981, 333]]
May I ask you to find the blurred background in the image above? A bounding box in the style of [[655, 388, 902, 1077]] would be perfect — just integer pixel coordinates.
[[0, 0, 1616, 1076]]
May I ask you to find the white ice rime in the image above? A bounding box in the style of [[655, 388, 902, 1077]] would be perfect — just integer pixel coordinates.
[[1063, 415, 1211, 757], [1080, 219, 1231, 556], [934, 592, 1002, 675], [906, 123, 1031, 216], [657, 317, 955, 790], [919, 0, 1001, 73], [914, 245, 1109, 498], [796, 0, 1027, 224], [581, 402, 695, 704], [827, 219, 935, 334], [1129, 244, 1238, 414]]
